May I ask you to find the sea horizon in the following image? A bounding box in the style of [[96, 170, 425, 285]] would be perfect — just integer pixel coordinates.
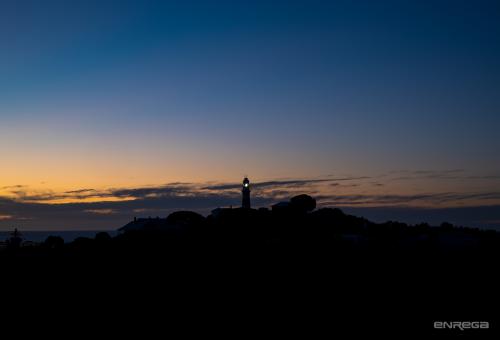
[[0, 230, 119, 243]]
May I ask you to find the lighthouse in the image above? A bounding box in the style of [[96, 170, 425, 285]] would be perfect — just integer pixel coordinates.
[[242, 177, 251, 209]]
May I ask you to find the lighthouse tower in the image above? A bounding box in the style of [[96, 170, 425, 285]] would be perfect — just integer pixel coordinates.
[[242, 177, 251, 209]]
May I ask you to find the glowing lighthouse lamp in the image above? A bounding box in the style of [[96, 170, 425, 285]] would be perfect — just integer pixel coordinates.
[[242, 177, 251, 209]]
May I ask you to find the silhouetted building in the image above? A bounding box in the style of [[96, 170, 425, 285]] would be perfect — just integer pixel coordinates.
[[242, 177, 251, 209]]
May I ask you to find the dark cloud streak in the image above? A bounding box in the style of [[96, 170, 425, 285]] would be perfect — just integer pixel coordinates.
[[1, 175, 500, 231]]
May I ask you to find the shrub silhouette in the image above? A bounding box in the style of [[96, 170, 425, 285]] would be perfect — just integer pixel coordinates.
[[44, 236, 64, 249], [95, 232, 112, 242], [290, 194, 316, 213]]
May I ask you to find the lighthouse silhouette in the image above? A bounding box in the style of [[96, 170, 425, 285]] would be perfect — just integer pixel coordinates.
[[242, 177, 251, 209]]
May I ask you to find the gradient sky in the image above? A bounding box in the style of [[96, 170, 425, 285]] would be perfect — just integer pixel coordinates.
[[1, 0, 500, 230]]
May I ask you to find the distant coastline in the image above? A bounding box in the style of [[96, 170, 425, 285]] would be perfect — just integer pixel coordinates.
[[0, 230, 118, 243]]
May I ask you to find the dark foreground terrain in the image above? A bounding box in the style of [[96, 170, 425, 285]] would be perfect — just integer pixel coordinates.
[[1, 195, 498, 336]]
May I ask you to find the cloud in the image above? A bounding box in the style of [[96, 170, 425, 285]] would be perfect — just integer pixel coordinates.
[[1, 176, 372, 204], [3, 188, 111, 202], [317, 192, 500, 207], [326, 176, 372, 181], [201, 179, 333, 191], [1, 189, 500, 231], [388, 169, 500, 181], [1, 173, 500, 231], [109, 184, 197, 199], [3, 174, 500, 209], [65, 189, 97, 194], [84, 209, 116, 215], [0, 185, 26, 190]]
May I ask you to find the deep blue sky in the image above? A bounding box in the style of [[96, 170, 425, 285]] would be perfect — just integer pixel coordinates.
[[1, 0, 500, 230]]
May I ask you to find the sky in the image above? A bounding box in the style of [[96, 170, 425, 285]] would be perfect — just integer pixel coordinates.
[[1, 0, 500, 230]]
